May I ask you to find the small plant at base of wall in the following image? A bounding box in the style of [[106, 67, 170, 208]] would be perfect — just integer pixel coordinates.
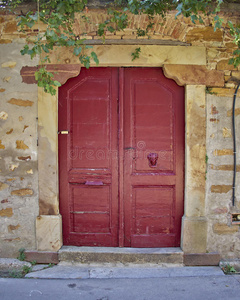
[[9, 265, 32, 278], [17, 248, 26, 261], [221, 264, 237, 274]]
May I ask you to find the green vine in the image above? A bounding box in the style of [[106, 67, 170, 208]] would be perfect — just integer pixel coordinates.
[[228, 21, 240, 68], [1, 0, 240, 94], [131, 47, 141, 61], [16, 0, 99, 95]]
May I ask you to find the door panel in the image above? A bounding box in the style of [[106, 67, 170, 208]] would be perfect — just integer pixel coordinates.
[[59, 67, 184, 248], [123, 68, 184, 247], [59, 68, 119, 246]]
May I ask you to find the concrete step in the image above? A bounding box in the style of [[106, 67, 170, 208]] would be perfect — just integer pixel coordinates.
[[58, 246, 184, 266]]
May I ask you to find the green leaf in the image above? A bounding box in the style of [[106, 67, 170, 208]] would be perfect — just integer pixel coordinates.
[[42, 44, 50, 53], [67, 40, 75, 46], [53, 80, 61, 87], [26, 20, 35, 28], [190, 15, 198, 24], [91, 52, 99, 65], [131, 47, 141, 61], [107, 26, 115, 33], [30, 13, 38, 21], [73, 47, 82, 56], [20, 45, 29, 56]]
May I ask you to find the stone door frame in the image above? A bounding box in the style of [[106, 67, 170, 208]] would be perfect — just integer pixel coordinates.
[[36, 44, 219, 253]]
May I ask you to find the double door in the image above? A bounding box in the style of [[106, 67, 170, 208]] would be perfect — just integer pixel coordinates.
[[58, 67, 184, 247]]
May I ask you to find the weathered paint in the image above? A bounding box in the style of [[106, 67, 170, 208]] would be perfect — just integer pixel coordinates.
[[59, 67, 184, 248]]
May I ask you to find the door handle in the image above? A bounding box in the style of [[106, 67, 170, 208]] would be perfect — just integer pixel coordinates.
[[85, 180, 103, 186], [147, 153, 158, 167], [58, 130, 69, 134]]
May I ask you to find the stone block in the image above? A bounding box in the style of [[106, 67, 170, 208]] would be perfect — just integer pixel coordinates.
[[7, 98, 33, 107], [16, 140, 29, 150], [185, 86, 206, 217], [49, 45, 206, 66], [208, 88, 235, 97], [8, 224, 20, 233], [36, 215, 62, 251], [11, 188, 33, 196], [222, 127, 232, 138], [0, 39, 12, 44], [213, 207, 228, 214], [20, 65, 81, 85], [0, 140, 5, 149], [210, 165, 240, 172], [217, 59, 237, 71], [4, 21, 18, 33], [104, 35, 122, 39], [0, 111, 8, 120], [213, 149, 233, 156], [0, 258, 31, 272], [59, 247, 183, 265], [163, 65, 224, 87], [1, 61, 16, 68], [184, 253, 221, 266], [181, 216, 207, 253], [25, 250, 59, 264], [231, 71, 240, 80], [0, 182, 8, 191], [186, 27, 223, 43], [38, 87, 59, 216], [122, 34, 137, 40], [0, 208, 13, 217], [211, 185, 232, 194], [227, 107, 240, 117], [213, 223, 239, 235]]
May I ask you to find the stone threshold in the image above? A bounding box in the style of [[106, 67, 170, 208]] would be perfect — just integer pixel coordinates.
[[59, 246, 184, 265], [24, 247, 221, 267]]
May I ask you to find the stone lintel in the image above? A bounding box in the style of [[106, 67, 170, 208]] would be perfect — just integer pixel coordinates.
[[36, 215, 62, 251], [20, 64, 81, 85], [49, 45, 206, 66], [181, 216, 208, 253], [163, 65, 224, 87]]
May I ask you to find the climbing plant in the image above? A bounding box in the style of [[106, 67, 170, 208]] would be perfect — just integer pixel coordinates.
[[1, 0, 240, 94]]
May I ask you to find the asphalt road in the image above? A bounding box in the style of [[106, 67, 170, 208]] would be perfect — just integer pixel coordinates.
[[1, 275, 240, 300]]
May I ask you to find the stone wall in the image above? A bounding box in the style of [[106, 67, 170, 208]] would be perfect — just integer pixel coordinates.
[[1, 5, 240, 258], [206, 94, 240, 258], [0, 21, 39, 256]]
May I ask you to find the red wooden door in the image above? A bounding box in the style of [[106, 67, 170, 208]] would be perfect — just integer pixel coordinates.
[[59, 67, 184, 247], [122, 68, 184, 247], [59, 68, 119, 246]]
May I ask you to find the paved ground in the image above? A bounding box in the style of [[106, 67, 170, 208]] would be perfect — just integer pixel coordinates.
[[0, 274, 240, 300], [25, 264, 225, 279], [1, 261, 240, 299]]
